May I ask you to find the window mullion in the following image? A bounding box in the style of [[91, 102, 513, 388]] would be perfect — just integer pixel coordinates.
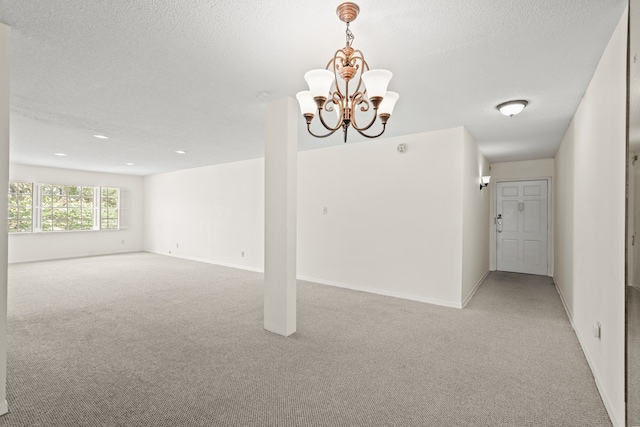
[[93, 187, 99, 230], [33, 183, 42, 232]]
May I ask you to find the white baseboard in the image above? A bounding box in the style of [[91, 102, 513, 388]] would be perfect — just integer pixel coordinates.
[[0, 400, 7, 416], [554, 278, 624, 427], [150, 251, 464, 308], [462, 269, 489, 308], [297, 275, 463, 309], [8, 250, 143, 265], [555, 280, 574, 321], [150, 251, 264, 274]]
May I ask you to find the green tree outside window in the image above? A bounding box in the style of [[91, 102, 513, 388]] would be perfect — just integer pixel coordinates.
[[101, 187, 118, 230], [8, 182, 33, 233], [41, 184, 94, 231]]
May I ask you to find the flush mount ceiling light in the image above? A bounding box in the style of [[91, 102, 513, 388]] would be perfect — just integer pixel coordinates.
[[497, 100, 528, 117], [54, 152, 67, 157], [296, 2, 399, 143], [175, 150, 186, 154], [93, 134, 109, 139]]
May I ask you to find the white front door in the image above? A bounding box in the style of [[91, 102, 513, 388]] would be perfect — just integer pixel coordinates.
[[496, 180, 549, 275]]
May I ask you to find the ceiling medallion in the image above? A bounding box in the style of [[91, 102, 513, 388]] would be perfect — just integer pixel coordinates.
[[296, 2, 399, 143]]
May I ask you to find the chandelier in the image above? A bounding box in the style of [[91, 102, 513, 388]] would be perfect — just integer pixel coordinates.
[[296, 2, 399, 143]]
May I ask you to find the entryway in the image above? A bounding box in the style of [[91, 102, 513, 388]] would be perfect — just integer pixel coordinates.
[[495, 180, 549, 275]]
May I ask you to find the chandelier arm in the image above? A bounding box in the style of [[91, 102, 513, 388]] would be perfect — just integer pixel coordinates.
[[317, 105, 343, 132], [350, 103, 378, 132], [351, 92, 370, 112], [350, 50, 368, 94], [306, 122, 340, 139], [327, 49, 342, 70], [327, 50, 345, 98], [354, 122, 387, 139]]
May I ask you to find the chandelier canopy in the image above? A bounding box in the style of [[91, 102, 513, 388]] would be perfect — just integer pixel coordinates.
[[296, 2, 399, 143]]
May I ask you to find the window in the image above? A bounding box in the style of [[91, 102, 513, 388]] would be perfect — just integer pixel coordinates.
[[100, 187, 119, 230], [8, 182, 33, 233], [41, 185, 95, 231], [7, 182, 122, 233]]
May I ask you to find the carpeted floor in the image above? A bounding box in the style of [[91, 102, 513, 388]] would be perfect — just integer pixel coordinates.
[[0, 253, 611, 426]]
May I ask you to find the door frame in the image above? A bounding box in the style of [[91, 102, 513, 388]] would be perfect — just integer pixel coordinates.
[[490, 177, 552, 276]]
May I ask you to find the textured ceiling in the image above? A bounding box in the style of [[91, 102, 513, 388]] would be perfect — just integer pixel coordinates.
[[0, 0, 628, 176]]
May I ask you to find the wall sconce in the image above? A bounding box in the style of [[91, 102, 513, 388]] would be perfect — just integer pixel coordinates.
[[480, 175, 491, 190]]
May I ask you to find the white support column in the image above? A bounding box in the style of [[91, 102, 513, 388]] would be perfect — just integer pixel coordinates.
[[0, 23, 10, 415], [264, 97, 297, 336]]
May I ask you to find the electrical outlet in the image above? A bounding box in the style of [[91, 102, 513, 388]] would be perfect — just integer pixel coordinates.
[[121, 240, 125, 244], [593, 322, 601, 339], [241, 251, 245, 257], [323, 207, 328, 214], [176, 243, 179, 248]]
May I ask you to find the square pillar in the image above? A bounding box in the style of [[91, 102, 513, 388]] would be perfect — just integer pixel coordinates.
[[264, 97, 297, 336]]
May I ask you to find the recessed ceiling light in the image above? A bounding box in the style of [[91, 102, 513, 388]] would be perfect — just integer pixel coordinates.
[[175, 150, 186, 154], [54, 152, 67, 157], [93, 134, 109, 139], [125, 162, 134, 166], [497, 100, 528, 117]]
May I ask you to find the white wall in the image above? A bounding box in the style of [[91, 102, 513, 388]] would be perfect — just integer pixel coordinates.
[[8, 164, 144, 263], [144, 127, 490, 308], [143, 158, 265, 271], [461, 128, 490, 306], [488, 159, 554, 272], [298, 129, 466, 306], [490, 159, 554, 180], [554, 9, 626, 426]]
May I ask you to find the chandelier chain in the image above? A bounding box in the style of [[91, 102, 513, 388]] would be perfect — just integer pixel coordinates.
[[345, 23, 354, 47]]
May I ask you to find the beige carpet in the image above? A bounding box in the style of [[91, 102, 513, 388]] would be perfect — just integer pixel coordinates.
[[0, 252, 610, 426]]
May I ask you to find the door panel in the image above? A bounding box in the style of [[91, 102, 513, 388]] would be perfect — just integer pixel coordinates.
[[496, 180, 549, 275], [523, 185, 541, 196], [502, 240, 518, 264], [502, 200, 519, 232], [523, 240, 542, 265], [524, 200, 541, 233], [502, 186, 518, 197]]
